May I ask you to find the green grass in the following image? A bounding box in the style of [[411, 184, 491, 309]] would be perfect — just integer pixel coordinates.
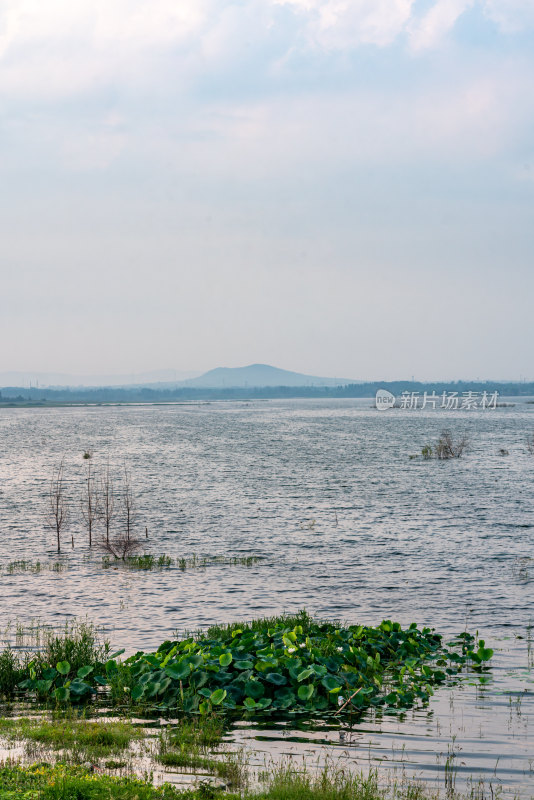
[[202, 609, 316, 640], [157, 750, 246, 789], [0, 763, 215, 799], [0, 560, 69, 574], [157, 715, 239, 784], [255, 765, 433, 800], [178, 554, 262, 571], [0, 647, 27, 699], [167, 716, 224, 750], [158, 750, 215, 770], [0, 761, 463, 800], [156, 715, 247, 789], [102, 554, 264, 571], [34, 620, 110, 677], [0, 716, 143, 760]]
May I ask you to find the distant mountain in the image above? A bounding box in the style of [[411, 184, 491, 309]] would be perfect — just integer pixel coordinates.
[[183, 364, 355, 388], [0, 364, 356, 390]]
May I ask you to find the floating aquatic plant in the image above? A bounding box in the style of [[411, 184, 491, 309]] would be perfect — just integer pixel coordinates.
[[10, 612, 493, 716]]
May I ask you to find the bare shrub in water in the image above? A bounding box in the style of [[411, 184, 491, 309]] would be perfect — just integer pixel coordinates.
[[81, 460, 99, 547], [46, 459, 69, 552], [121, 464, 137, 542], [434, 430, 468, 459], [99, 459, 115, 545], [99, 530, 141, 561]]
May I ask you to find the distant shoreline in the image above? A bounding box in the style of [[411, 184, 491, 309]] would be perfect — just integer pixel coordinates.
[[1, 391, 533, 409]]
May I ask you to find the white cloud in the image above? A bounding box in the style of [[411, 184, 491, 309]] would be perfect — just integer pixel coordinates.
[[483, 0, 534, 33], [0, 0, 533, 105], [0, 0, 211, 98], [275, 0, 415, 48], [408, 0, 474, 51], [0, 0, 208, 53]]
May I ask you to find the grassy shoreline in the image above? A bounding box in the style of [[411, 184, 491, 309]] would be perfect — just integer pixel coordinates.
[[0, 613, 498, 798], [0, 760, 463, 800]]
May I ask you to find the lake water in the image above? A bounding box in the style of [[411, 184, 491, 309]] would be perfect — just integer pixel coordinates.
[[0, 399, 533, 793]]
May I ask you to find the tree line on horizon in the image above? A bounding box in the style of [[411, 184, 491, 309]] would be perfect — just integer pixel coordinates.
[[1, 380, 534, 404]]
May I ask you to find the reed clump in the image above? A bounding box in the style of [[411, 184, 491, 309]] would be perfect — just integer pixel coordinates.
[[33, 620, 111, 678], [1, 560, 69, 574], [0, 646, 27, 698], [0, 620, 110, 701], [157, 716, 246, 789], [102, 553, 263, 571]]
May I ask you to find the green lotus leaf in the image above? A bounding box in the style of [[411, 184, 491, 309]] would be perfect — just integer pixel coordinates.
[[274, 688, 296, 708], [190, 670, 209, 689], [131, 684, 145, 701], [56, 661, 70, 675], [164, 662, 190, 680], [54, 686, 70, 702], [288, 663, 303, 681], [183, 696, 199, 712], [265, 672, 287, 686], [146, 681, 161, 698], [35, 679, 53, 694], [210, 688, 227, 705], [321, 675, 343, 693], [77, 665, 94, 679], [298, 684, 315, 701], [69, 679, 91, 696], [244, 679, 265, 699], [142, 654, 161, 668]]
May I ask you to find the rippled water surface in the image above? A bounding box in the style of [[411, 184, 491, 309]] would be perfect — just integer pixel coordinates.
[[1, 399, 533, 793]]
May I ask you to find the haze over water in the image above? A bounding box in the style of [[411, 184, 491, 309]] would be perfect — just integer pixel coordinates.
[[1, 399, 533, 792]]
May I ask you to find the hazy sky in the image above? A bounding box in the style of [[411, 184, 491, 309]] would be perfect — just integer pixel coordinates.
[[1, 0, 533, 381]]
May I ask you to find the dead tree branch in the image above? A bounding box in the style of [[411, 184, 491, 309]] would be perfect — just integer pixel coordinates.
[[46, 459, 69, 553]]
